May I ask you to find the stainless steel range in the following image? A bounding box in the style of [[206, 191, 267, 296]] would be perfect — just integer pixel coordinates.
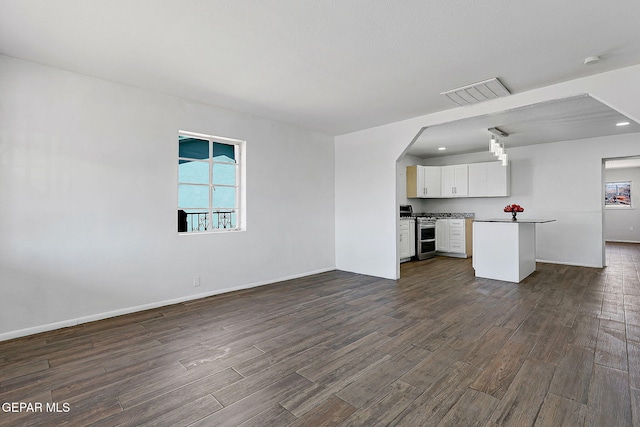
[[416, 217, 436, 260], [400, 206, 436, 261]]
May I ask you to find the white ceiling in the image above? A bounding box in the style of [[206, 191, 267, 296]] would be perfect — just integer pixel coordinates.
[[1, 1, 640, 136], [407, 95, 640, 158]]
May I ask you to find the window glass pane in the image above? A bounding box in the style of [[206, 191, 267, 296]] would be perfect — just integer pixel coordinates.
[[179, 210, 210, 232], [212, 210, 236, 229], [213, 142, 236, 163], [229, 211, 237, 229], [179, 137, 209, 160], [178, 184, 209, 209], [179, 160, 209, 184], [212, 163, 236, 186], [605, 181, 631, 206], [212, 186, 236, 209]]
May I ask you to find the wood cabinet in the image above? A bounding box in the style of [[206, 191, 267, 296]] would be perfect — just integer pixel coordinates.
[[399, 219, 415, 261], [435, 218, 473, 258], [468, 161, 510, 197], [441, 165, 468, 197], [406, 165, 441, 198]]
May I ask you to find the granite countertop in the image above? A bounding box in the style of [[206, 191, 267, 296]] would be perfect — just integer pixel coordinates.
[[473, 218, 556, 223], [413, 212, 475, 219]]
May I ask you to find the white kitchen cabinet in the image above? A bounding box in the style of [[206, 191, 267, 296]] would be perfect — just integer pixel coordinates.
[[441, 165, 468, 197], [407, 162, 508, 199], [467, 163, 487, 197], [435, 218, 472, 258], [448, 219, 466, 253], [435, 219, 449, 252], [409, 220, 415, 257], [486, 161, 509, 196], [468, 161, 510, 197], [406, 165, 441, 198], [399, 219, 415, 261], [423, 167, 442, 198]]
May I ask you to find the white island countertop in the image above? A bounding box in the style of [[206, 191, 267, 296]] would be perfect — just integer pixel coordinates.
[[473, 218, 556, 223], [472, 219, 556, 283]]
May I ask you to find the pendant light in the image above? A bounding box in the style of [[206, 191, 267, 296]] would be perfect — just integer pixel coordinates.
[[488, 127, 509, 166], [489, 135, 498, 154]]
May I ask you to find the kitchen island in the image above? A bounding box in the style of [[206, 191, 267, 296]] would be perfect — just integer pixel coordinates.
[[472, 218, 555, 283]]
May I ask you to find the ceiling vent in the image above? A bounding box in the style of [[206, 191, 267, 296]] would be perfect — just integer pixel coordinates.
[[441, 78, 511, 107]]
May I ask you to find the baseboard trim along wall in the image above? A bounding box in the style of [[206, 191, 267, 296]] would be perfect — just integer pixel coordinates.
[[605, 239, 640, 244], [0, 267, 335, 342], [535, 259, 603, 269]]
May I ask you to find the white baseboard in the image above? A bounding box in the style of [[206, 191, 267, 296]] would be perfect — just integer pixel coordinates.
[[438, 253, 468, 259], [0, 267, 335, 343], [536, 259, 603, 269]]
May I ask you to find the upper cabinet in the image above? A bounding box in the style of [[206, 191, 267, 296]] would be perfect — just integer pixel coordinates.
[[406, 161, 509, 199], [468, 161, 510, 197], [406, 165, 441, 198], [441, 165, 468, 197]]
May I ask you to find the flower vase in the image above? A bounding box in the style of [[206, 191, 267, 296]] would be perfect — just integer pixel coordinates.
[[512, 211, 517, 221]]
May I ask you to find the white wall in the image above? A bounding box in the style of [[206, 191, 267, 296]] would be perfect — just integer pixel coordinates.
[[605, 167, 640, 242], [0, 56, 336, 340], [416, 134, 640, 267], [335, 64, 640, 280]]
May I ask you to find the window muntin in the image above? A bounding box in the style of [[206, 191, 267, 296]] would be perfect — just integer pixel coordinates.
[[178, 132, 242, 233]]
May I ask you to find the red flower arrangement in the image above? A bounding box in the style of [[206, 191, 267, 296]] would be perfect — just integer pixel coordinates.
[[503, 204, 524, 213], [504, 204, 524, 221]]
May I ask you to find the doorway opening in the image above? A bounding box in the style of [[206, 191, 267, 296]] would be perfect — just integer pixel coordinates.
[[602, 156, 640, 266]]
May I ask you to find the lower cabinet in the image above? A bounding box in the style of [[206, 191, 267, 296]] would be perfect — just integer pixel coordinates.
[[399, 219, 415, 262], [435, 219, 450, 252], [435, 218, 473, 258]]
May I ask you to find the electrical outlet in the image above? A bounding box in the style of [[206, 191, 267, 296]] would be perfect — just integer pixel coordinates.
[[193, 276, 200, 287]]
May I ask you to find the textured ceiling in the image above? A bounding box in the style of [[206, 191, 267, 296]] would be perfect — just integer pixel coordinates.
[[407, 95, 640, 158], [1, 1, 640, 135]]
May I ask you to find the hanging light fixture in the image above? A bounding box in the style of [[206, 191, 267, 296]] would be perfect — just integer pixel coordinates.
[[488, 127, 509, 166], [489, 135, 498, 154]]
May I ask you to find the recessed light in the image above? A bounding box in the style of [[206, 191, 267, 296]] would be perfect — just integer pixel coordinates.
[[438, 147, 446, 151], [616, 121, 630, 127]]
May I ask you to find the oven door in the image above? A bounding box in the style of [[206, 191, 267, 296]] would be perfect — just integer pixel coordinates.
[[419, 225, 435, 241], [419, 239, 436, 254]]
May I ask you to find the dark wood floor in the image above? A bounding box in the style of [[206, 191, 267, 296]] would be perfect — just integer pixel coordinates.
[[1, 243, 639, 426]]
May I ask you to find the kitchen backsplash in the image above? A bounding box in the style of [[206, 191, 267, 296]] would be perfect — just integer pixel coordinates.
[[416, 212, 475, 218]]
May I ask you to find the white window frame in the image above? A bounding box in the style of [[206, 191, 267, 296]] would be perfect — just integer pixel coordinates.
[[178, 130, 246, 233]]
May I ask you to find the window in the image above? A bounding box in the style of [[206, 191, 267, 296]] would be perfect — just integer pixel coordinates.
[[605, 181, 633, 209], [178, 131, 244, 233]]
